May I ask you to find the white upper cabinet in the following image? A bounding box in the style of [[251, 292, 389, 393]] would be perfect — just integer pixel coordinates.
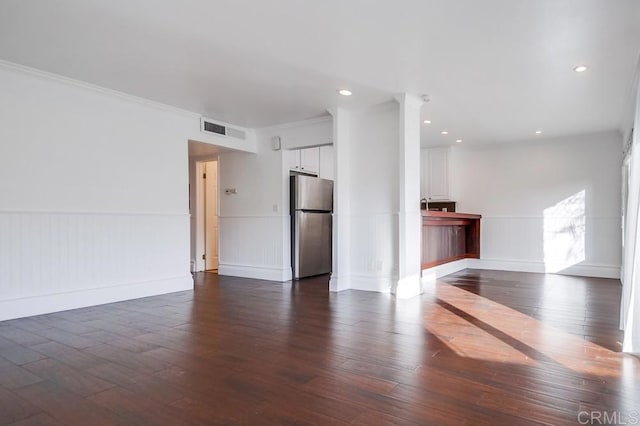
[[286, 149, 301, 171], [299, 147, 319, 174], [287, 147, 320, 175], [318, 145, 334, 180], [422, 147, 450, 201]]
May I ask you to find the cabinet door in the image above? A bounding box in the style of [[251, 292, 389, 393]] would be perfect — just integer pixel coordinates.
[[300, 147, 319, 174], [318, 145, 334, 180], [427, 147, 450, 200], [286, 149, 301, 171]]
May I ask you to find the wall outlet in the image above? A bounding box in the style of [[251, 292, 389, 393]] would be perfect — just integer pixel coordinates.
[[224, 188, 237, 195]]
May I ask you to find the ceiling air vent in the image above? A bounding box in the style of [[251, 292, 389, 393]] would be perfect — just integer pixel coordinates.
[[201, 117, 247, 140], [203, 121, 226, 135]]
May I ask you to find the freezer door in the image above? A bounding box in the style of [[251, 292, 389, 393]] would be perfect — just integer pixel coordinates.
[[293, 175, 333, 212], [294, 211, 332, 278]]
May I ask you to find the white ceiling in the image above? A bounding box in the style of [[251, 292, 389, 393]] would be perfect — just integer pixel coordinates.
[[1, 0, 639, 146]]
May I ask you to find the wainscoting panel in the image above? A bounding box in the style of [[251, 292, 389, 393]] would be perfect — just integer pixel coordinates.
[[479, 216, 620, 278], [347, 212, 399, 291], [0, 211, 193, 320], [218, 215, 288, 281]]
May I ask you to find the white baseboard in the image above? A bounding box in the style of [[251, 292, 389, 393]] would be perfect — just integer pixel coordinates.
[[218, 263, 292, 282], [420, 258, 620, 282], [467, 259, 620, 279], [467, 258, 544, 274], [558, 263, 620, 279], [422, 259, 470, 284], [0, 275, 194, 321], [329, 274, 351, 292], [330, 274, 421, 295], [327, 258, 620, 295], [394, 273, 423, 298], [348, 275, 394, 293]]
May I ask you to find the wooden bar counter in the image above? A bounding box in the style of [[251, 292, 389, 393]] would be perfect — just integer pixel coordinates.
[[421, 210, 481, 269]]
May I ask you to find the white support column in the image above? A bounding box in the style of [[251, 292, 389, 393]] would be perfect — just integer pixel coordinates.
[[328, 107, 351, 292], [393, 94, 423, 298]]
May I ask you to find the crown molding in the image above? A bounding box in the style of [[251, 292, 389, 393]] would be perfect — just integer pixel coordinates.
[[0, 59, 201, 119]]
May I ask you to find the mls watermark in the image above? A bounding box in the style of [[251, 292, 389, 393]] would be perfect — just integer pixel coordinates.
[[578, 411, 639, 425]]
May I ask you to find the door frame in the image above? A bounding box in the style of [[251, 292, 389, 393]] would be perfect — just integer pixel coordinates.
[[194, 158, 219, 272]]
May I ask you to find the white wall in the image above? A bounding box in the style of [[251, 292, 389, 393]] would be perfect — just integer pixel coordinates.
[[216, 116, 335, 282], [0, 61, 252, 320], [620, 59, 639, 351], [266, 116, 332, 150], [217, 140, 287, 280], [449, 131, 622, 278]]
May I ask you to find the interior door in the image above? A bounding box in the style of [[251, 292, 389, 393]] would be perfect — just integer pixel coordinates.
[[204, 161, 219, 270]]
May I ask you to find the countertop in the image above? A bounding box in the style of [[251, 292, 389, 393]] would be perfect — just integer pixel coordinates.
[[421, 210, 482, 219]]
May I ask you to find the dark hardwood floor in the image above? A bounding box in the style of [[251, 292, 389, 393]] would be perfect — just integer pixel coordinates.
[[0, 270, 637, 425]]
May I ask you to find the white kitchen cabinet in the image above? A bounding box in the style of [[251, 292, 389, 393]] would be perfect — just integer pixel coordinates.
[[287, 147, 320, 175], [318, 145, 334, 180], [286, 149, 301, 171], [422, 147, 450, 201], [299, 147, 319, 174]]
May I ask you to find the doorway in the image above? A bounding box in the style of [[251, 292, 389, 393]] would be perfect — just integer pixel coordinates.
[[194, 159, 219, 272]]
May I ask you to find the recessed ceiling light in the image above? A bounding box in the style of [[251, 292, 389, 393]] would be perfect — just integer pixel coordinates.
[[573, 65, 588, 73], [441, 131, 448, 135], [423, 120, 431, 124], [535, 130, 542, 134], [337, 89, 352, 96], [455, 139, 462, 143]]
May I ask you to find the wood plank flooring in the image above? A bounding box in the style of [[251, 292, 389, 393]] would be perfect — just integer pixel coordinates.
[[0, 269, 637, 425]]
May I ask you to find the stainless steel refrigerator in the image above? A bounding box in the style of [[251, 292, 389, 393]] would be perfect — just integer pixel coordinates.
[[290, 175, 333, 279]]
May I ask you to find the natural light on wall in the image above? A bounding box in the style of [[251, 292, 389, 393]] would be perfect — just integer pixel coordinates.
[[543, 190, 586, 273]]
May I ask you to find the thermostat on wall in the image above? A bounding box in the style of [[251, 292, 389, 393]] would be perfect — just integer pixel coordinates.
[[271, 136, 281, 151]]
